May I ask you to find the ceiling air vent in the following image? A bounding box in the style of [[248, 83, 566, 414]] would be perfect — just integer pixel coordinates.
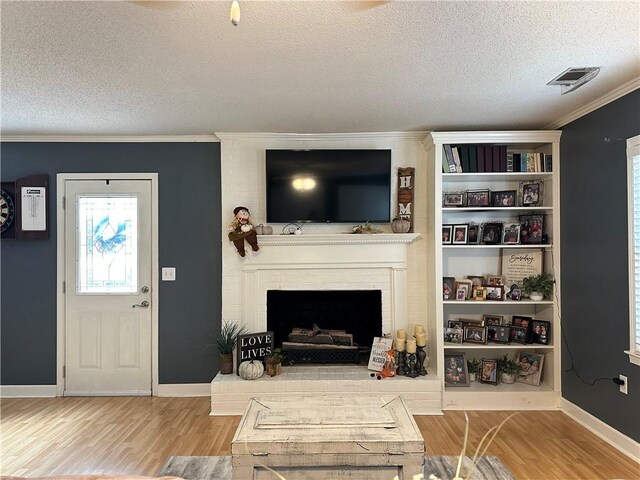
[[547, 67, 600, 95]]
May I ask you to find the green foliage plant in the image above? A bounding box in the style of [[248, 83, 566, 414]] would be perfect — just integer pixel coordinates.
[[497, 354, 522, 375], [521, 272, 554, 298], [215, 321, 247, 354]]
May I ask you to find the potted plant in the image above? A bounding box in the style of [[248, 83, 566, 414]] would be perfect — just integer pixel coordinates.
[[467, 358, 481, 382], [522, 272, 555, 300], [497, 354, 521, 384], [264, 349, 286, 377], [215, 321, 246, 374]]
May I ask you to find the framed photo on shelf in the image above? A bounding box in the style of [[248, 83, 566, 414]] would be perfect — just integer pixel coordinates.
[[516, 351, 545, 386], [456, 288, 466, 301], [510, 325, 528, 344], [443, 276, 456, 300], [443, 192, 466, 207], [531, 320, 551, 345], [500, 249, 544, 288], [483, 314, 504, 326], [467, 275, 485, 288], [519, 180, 544, 207], [442, 225, 453, 244], [480, 222, 503, 245], [447, 319, 464, 329], [463, 326, 487, 344], [486, 275, 504, 286], [473, 286, 487, 301], [444, 352, 469, 387], [452, 224, 468, 244], [512, 315, 533, 333], [510, 287, 522, 301], [492, 326, 511, 344], [485, 285, 504, 301], [460, 318, 485, 327], [455, 279, 473, 299], [466, 189, 491, 207], [502, 223, 521, 244], [444, 328, 464, 344], [467, 223, 480, 244], [519, 214, 545, 245], [491, 190, 517, 207], [480, 358, 498, 385]]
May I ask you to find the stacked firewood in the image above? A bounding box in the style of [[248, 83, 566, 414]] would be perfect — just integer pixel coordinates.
[[282, 324, 357, 350]]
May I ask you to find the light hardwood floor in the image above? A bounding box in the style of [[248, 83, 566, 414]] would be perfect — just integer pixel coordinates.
[[0, 397, 638, 479]]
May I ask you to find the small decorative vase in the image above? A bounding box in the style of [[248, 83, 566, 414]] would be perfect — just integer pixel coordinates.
[[219, 353, 233, 375], [501, 373, 515, 384], [529, 292, 544, 301]]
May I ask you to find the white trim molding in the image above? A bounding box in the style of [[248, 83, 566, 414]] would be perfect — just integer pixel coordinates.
[[157, 383, 211, 397], [257, 233, 420, 246], [627, 135, 640, 366], [545, 78, 640, 129], [1, 135, 219, 143], [561, 398, 640, 462], [215, 131, 428, 141], [0, 385, 57, 398]]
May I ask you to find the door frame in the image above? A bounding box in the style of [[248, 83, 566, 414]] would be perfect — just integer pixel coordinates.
[[56, 173, 159, 396]]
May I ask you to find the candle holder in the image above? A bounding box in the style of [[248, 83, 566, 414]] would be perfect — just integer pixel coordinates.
[[416, 345, 428, 376], [406, 352, 419, 378], [395, 350, 406, 376]]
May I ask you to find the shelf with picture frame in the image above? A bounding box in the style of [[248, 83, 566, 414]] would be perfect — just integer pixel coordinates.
[[424, 130, 562, 411]]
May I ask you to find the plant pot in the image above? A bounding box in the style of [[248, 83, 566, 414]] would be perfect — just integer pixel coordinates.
[[266, 363, 282, 377], [501, 373, 515, 384], [219, 353, 233, 375], [529, 292, 544, 301], [469, 372, 476, 382]]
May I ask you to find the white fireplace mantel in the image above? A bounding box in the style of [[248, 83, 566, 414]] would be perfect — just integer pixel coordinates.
[[256, 233, 420, 246]]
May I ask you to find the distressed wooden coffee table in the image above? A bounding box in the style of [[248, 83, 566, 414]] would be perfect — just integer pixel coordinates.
[[231, 395, 425, 479]]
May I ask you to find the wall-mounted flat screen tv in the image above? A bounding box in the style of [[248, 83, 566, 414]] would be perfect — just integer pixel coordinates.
[[266, 149, 391, 223]]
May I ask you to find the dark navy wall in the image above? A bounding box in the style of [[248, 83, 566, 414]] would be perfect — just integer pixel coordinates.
[[561, 89, 640, 441], [1, 142, 221, 385]]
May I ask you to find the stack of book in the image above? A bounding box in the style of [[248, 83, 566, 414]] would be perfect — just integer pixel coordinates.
[[443, 145, 552, 173]]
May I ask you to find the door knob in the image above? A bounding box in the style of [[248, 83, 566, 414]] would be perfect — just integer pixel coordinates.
[[141, 286, 149, 293], [132, 300, 149, 309]]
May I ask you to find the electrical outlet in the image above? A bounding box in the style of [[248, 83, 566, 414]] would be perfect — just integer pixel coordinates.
[[619, 374, 628, 394]]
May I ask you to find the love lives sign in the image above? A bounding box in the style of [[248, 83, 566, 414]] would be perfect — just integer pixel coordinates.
[[236, 331, 274, 375]]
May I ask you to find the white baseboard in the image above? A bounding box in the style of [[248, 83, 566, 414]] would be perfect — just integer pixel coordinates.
[[157, 383, 211, 397], [0, 385, 57, 398], [561, 398, 640, 462]]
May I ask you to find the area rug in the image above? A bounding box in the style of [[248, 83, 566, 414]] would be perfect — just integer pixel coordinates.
[[159, 455, 514, 479]]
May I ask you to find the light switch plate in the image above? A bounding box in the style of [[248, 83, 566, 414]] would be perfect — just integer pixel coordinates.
[[162, 267, 176, 281]]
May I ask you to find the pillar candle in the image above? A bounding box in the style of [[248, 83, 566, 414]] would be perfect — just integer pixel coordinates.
[[395, 338, 406, 352], [397, 329, 407, 339], [416, 333, 427, 347], [406, 339, 417, 353], [414, 324, 425, 335]]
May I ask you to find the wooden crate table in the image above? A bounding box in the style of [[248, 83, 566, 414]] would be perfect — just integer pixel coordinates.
[[231, 395, 425, 480]]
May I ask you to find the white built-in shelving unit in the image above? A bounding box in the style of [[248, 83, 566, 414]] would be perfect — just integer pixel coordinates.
[[423, 131, 562, 410]]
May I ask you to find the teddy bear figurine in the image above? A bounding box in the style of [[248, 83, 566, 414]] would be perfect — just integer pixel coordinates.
[[228, 206, 260, 257]]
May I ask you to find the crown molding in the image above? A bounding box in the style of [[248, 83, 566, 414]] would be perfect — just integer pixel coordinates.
[[214, 131, 428, 141], [423, 130, 562, 149], [545, 77, 640, 129], [0, 135, 220, 143]]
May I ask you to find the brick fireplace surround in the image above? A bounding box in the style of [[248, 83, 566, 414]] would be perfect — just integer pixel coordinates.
[[210, 233, 442, 415]]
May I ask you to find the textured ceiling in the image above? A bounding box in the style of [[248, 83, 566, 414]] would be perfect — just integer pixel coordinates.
[[1, 1, 639, 136]]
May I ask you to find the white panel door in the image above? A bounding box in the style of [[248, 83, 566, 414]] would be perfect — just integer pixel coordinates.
[[64, 179, 152, 395]]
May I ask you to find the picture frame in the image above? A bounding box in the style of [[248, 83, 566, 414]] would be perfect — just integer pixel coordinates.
[[467, 223, 480, 244], [502, 223, 521, 244], [519, 180, 544, 207], [444, 328, 464, 344], [492, 326, 511, 344], [443, 192, 466, 207], [519, 214, 545, 245], [500, 249, 544, 288], [442, 225, 453, 244], [452, 224, 468, 244], [512, 315, 533, 341], [510, 325, 528, 344], [473, 286, 487, 301], [480, 222, 503, 245], [510, 287, 522, 301], [491, 190, 517, 207], [531, 320, 551, 345], [486, 275, 504, 286], [466, 189, 491, 207], [459, 318, 485, 327], [456, 288, 467, 301], [455, 279, 473, 299], [467, 275, 485, 288], [463, 325, 487, 344], [443, 276, 456, 300], [447, 319, 464, 329], [444, 352, 470, 387], [480, 358, 498, 385], [516, 351, 545, 386], [485, 285, 504, 301], [483, 314, 504, 326]]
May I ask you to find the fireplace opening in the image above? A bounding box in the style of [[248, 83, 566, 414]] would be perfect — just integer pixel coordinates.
[[266, 290, 382, 361]]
